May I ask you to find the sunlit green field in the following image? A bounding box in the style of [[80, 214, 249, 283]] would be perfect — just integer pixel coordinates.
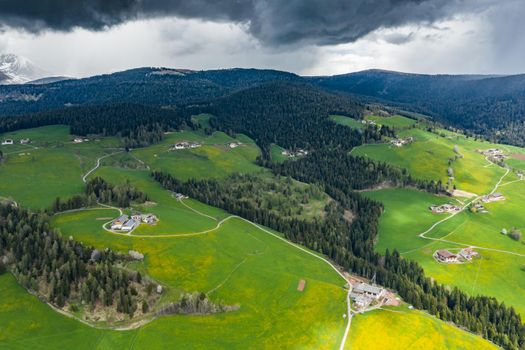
[[364, 181, 525, 316], [46, 200, 349, 349], [365, 114, 417, 128], [347, 305, 497, 350], [0, 123, 505, 348], [131, 131, 263, 180], [353, 127, 508, 194], [329, 115, 365, 129], [0, 125, 122, 209]]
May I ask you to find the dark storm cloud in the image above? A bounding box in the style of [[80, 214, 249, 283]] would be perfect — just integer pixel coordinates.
[[0, 0, 489, 45]]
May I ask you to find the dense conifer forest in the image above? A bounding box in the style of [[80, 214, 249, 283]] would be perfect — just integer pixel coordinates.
[[208, 82, 395, 155]]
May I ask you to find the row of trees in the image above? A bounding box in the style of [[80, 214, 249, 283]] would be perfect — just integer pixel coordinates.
[[0, 204, 147, 317], [0, 103, 190, 148], [51, 177, 149, 213]]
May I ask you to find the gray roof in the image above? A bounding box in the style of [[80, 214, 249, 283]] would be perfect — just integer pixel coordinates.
[[353, 283, 383, 295], [115, 214, 129, 222], [123, 219, 137, 227]]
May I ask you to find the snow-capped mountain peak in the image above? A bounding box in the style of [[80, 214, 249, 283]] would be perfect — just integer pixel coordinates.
[[0, 53, 48, 84]]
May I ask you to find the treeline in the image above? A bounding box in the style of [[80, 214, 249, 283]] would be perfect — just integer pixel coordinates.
[[265, 149, 446, 193], [0, 204, 148, 317], [153, 171, 354, 257], [152, 169, 525, 349], [0, 103, 190, 148], [207, 82, 395, 156], [51, 177, 149, 213]]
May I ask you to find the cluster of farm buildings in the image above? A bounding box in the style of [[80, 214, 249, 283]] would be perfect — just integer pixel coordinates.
[[170, 141, 201, 150], [390, 136, 415, 147], [478, 148, 507, 162], [110, 213, 158, 232], [281, 149, 309, 158], [2, 138, 31, 145], [170, 140, 242, 151], [349, 281, 387, 309], [361, 120, 377, 126], [434, 247, 479, 264], [73, 137, 90, 143], [430, 203, 461, 214]]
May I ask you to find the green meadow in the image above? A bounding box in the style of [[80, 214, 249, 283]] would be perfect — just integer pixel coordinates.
[[364, 181, 525, 316], [131, 131, 263, 180], [365, 114, 417, 128], [48, 202, 348, 349], [353, 127, 507, 194], [347, 305, 497, 350], [0, 125, 122, 209], [0, 124, 506, 348], [329, 115, 365, 129]]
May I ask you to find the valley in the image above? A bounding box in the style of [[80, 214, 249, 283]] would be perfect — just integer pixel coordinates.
[[0, 121, 505, 349]]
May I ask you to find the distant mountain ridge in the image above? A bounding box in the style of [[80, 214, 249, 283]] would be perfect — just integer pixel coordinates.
[[0, 54, 48, 84], [2, 65, 525, 145]]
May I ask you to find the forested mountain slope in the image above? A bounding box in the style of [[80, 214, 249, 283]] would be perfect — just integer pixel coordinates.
[[309, 70, 525, 145], [0, 68, 301, 116]]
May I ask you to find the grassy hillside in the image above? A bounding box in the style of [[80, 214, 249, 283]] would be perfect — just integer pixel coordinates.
[[131, 131, 262, 180], [352, 126, 508, 194], [0, 125, 122, 208], [364, 183, 525, 316], [365, 114, 417, 128], [347, 305, 497, 350], [329, 115, 365, 129], [0, 124, 504, 349]]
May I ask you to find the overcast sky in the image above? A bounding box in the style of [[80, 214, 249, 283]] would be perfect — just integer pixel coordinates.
[[0, 0, 523, 78]]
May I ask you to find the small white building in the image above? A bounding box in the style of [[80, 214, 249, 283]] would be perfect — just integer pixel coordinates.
[[73, 138, 84, 143], [19, 138, 30, 144], [1, 139, 13, 145], [229, 142, 241, 148]]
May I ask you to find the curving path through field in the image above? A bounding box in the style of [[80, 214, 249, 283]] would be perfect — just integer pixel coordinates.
[[80, 150, 353, 349], [415, 159, 525, 258], [82, 150, 123, 183]]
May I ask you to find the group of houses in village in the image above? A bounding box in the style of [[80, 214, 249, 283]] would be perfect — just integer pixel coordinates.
[[390, 136, 415, 147], [281, 148, 309, 158], [349, 282, 387, 309], [361, 119, 377, 126], [2, 138, 31, 145], [429, 203, 462, 214], [170, 141, 201, 151], [434, 247, 479, 264], [478, 148, 507, 162], [110, 213, 158, 232]]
